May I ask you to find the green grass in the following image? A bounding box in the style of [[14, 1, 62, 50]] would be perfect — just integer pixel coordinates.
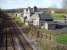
[[15, 16, 25, 26], [56, 34, 67, 44], [15, 16, 29, 27], [52, 13, 65, 20]]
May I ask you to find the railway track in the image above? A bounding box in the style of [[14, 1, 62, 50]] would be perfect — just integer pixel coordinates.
[[0, 13, 33, 50]]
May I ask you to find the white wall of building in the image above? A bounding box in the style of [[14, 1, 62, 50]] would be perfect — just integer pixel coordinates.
[[31, 13, 40, 26], [23, 9, 31, 21], [45, 22, 48, 30]]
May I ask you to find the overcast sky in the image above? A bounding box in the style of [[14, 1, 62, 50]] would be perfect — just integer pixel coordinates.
[[0, 0, 62, 9]]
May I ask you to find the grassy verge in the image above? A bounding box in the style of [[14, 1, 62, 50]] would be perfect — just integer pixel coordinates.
[[56, 34, 67, 44]]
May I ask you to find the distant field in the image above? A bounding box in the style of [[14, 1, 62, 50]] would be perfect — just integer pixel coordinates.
[[52, 13, 66, 20], [56, 34, 67, 44]]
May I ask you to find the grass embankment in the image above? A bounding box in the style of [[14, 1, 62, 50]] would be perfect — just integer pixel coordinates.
[[15, 16, 28, 27], [37, 29, 67, 50], [37, 29, 54, 50], [56, 34, 67, 45], [52, 13, 65, 20], [15, 16, 24, 25]]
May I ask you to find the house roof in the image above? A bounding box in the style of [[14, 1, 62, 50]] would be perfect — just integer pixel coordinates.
[[39, 13, 53, 19], [30, 11, 53, 20]]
